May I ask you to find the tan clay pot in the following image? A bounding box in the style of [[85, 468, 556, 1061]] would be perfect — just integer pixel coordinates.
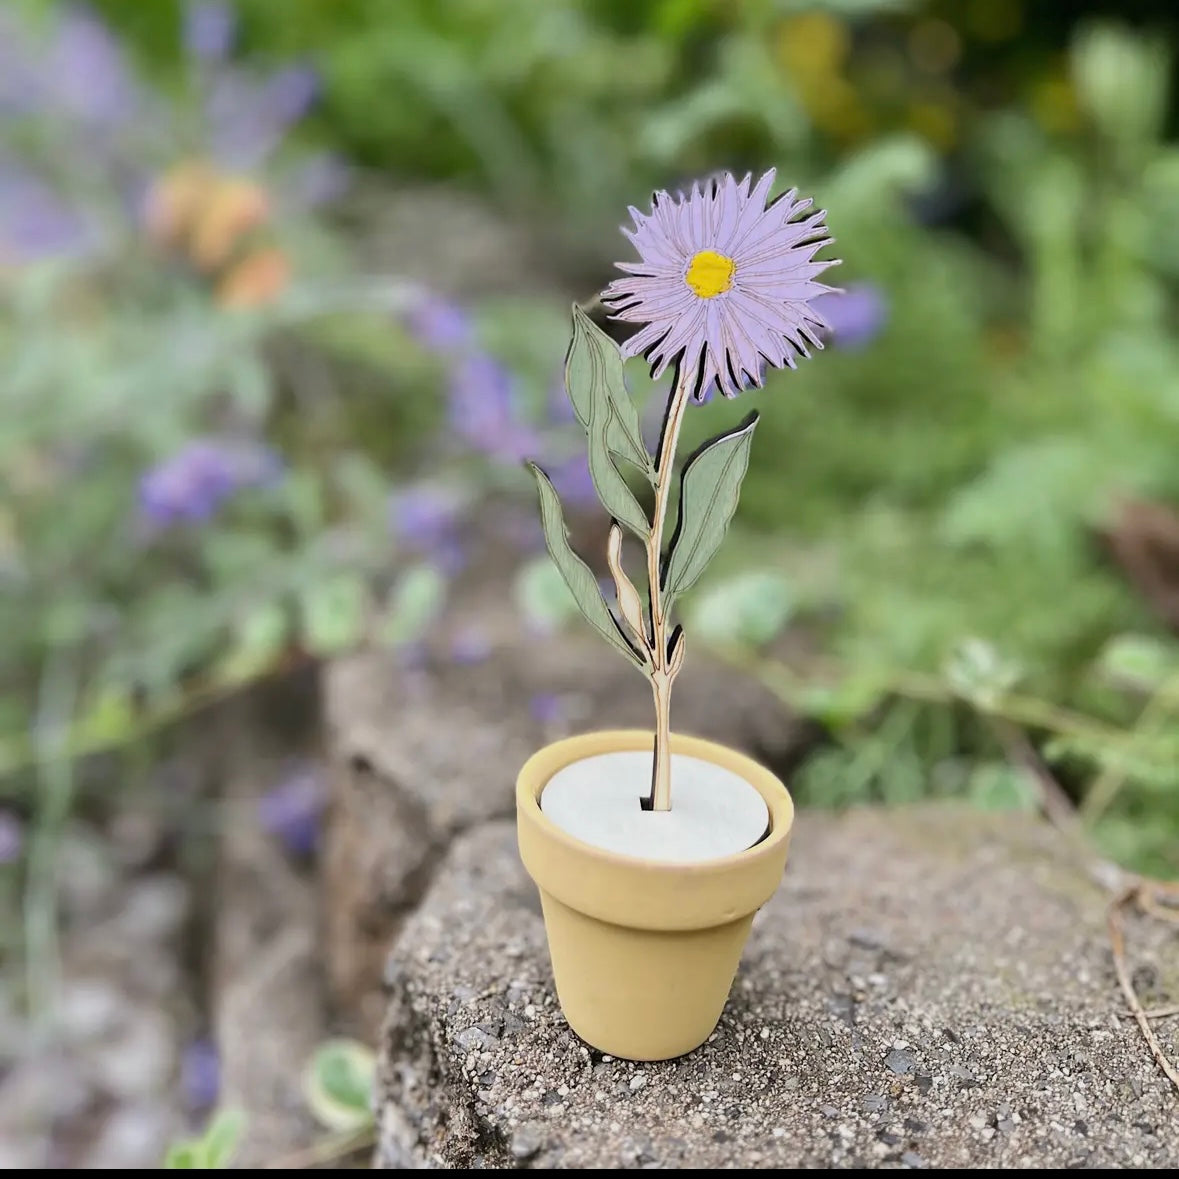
[[516, 729, 794, 1061]]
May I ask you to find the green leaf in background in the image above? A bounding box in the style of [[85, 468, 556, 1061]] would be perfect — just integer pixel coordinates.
[[527, 463, 647, 671], [515, 554, 578, 631], [163, 1109, 246, 1170], [943, 638, 1023, 709], [1096, 633, 1179, 694], [216, 603, 290, 685], [586, 374, 650, 538], [686, 569, 794, 648], [663, 413, 759, 602], [377, 564, 446, 646], [303, 1039, 376, 1133], [298, 575, 370, 657], [966, 763, 1040, 812], [564, 306, 654, 480]]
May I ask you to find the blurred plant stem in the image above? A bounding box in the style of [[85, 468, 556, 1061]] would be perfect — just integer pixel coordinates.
[[25, 655, 79, 1027], [1081, 671, 1179, 825], [727, 650, 1178, 822]]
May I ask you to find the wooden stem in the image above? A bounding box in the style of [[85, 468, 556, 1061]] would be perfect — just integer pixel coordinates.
[[645, 365, 693, 811]]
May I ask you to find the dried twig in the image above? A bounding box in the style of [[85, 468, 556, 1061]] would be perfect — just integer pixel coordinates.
[[263, 1127, 375, 1170], [1117, 1004, 1179, 1021], [1107, 885, 1179, 1094]]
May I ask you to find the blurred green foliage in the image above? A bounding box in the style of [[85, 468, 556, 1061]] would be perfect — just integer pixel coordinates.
[[4, 0, 1179, 880]]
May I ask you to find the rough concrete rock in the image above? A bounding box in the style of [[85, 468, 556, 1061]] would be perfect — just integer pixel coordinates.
[[376, 807, 1178, 1169], [323, 579, 807, 1033]]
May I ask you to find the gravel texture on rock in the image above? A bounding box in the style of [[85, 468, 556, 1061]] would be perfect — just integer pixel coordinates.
[[375, 807, 1178, 1169]]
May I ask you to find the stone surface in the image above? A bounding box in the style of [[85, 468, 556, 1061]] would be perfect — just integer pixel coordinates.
[[376, 807, 1179, 1169], [323, 573, 806, 1033]]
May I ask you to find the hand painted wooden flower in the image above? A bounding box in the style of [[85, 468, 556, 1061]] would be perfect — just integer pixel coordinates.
[[602, 169, 838, 400], [528, 169, 839, 812]]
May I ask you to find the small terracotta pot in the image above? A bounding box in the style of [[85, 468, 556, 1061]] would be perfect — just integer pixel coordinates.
[[516, 729, 794, 1061]]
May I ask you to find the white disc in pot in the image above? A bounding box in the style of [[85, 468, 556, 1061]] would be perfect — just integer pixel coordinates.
[[540, 751, 770, 863]]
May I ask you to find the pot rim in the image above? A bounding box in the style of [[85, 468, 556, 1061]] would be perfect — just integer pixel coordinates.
[[517, 729, 794, 932]]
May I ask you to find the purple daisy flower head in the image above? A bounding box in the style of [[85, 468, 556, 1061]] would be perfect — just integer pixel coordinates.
[[601, 169, 839, 401], [811, 283, 888, 351]]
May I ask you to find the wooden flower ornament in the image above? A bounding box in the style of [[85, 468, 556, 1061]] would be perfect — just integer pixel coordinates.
[[528, 169, 839, 811]]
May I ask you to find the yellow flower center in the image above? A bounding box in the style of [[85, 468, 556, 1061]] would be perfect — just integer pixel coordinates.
[[685, 249, 736, 298]]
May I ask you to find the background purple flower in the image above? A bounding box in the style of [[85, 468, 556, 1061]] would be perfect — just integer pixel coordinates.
[[258, 764, 325, 857], [812, 283, 889, 351], [0, 165, 93, 262], [0, 810, 23, 863], [405, 294, 473, 352], [389, 484, 466, 574], [184, 1, 236, 63], [448, 625, 492, 665], [138, 439, 283, 527], [205, 65, 319, 171], [546, 453, 598, 508], [46, 7, 141, 128], [180, 1037, 220, 1111], [448, 353, 539, 463]]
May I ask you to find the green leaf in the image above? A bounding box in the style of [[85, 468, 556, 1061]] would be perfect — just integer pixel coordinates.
[[967, 763, 1040, 812], [515, 554, 579, 631], [164, 1144, 201, 1169], [1096, 633, 1179, 693], [565, 305, 653, 480], [298, 575, 370, 656], [663, 413, 759, 602], [202, 1110, 247, 1170], [527, 463, 647, 671], [686, 569, 793, 648], [163, 1109, 246, 1170], [216, 603, 290, 684], [377, 564, 445, 646], [586, 374, 650, 538], [303, 1040, 376, 1133]]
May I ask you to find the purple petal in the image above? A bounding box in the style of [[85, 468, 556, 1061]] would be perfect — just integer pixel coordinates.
[[205, 64, 318, 170], [137, 438, 281, 527], [405, 294, 472, 352], [0, 167, 94, 261], [258, 764, 325, 857], [448, 353, 539, 463], [184, 2, 236, 62], [811, 284, 888, 351], [529, 693, 564, 726], [547, 453, 597, 507], [181, 1038, 220, 1111], [449, 626, 492, 665], [47, 7, 139, 127], [389, 484, 463, 550], [0, 810, 23, 863]]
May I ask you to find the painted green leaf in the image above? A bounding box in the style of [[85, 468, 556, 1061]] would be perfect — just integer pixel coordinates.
[[663, 413, 759, 602], [528, 463, 648, 671], [565, 305, 653, 480], [303, 1039, 376, 1133], [586, 378, 650, 538]]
